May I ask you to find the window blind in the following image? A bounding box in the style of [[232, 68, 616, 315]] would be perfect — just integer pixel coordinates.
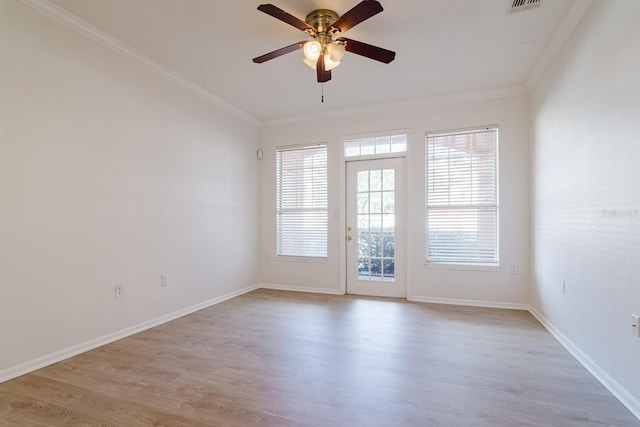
[[426, 127, 499, 265], [276, 144, 328, 258]]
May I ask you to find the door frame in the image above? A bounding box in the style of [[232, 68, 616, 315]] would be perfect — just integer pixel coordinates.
[[338, 129, 413, 298]]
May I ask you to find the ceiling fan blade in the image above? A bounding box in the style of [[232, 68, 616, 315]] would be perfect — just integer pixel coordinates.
[[330, 0, 383, 34], [338, 37, 396, 63], [253, 42, 305, 63], [257, 4, 317, 33], [317, 55, 332, 83]]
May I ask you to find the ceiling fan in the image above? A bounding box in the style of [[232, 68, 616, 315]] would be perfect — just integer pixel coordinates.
[[252, 1, 396, 83]]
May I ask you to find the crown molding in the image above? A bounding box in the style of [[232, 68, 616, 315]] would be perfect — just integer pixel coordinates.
[[262, 85, 529, 128], [525, 0, 593, 91], [264, 0, 593, 128], [18, 0, 261, 127], [19, 0, 591, 129]]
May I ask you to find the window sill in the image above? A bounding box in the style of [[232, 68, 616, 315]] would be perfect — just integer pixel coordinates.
[[425, 262, 500, 272]]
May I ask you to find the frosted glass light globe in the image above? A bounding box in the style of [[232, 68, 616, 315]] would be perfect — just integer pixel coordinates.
[[303, 41, 322, 61]]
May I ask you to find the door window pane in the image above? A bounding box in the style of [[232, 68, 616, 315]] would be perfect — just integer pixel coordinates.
[[382, 169, 394, 191], [383, 192, 395, 213], [356, 168, 396, 282], [357, 171, 369, 192], [370, 192, 382, 214], [358, 194, 369, 214], [370, 170, 382, 191]]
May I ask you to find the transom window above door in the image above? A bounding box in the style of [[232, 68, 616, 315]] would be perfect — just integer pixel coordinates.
[[344, 133, 407, 158]]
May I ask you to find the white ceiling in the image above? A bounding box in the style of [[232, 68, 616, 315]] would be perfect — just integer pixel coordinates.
[[42, 0, 582, 125]]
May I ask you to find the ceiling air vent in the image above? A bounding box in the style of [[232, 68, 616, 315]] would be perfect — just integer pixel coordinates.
[[510, 0, 542, 13]]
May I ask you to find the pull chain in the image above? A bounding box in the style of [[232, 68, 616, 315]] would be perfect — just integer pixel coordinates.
[[321, 83, 324, 103]]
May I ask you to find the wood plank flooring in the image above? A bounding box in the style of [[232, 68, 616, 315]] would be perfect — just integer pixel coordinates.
[[1, 289, 638, 426]]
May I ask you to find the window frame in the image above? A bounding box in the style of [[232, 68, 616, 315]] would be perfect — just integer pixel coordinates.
[[343, 130, 408, 160], [425, 125, 500, 268], [276, 143, 328, 260]]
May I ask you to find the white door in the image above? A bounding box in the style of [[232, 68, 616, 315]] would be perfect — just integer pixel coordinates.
[[346, 157, 406, 298]]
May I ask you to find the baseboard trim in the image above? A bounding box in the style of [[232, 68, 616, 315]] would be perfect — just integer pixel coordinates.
[[258, 283, 343, 295], [0, 284, 259, 384], [528, 305, 640, 421], [408, 295, 529, 311], [4, 285, 638, 422]]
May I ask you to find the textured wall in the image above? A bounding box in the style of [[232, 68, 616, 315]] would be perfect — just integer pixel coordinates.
[[531, 0, 640, 406], [0, 0, 259, 374]]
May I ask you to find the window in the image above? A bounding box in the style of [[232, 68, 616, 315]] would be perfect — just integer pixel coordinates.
[[276, 144, 328, 258], [425, 126, 499, 266], [344, 133, 407, 157]]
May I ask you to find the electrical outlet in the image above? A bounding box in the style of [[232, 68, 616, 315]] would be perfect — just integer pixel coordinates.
[[115, 285, 123, 298], [633, 314, 639, 337], [510, 265, 518, 275], [161, 275, 169, 287]]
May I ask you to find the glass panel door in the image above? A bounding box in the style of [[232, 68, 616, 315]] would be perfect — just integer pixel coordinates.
[[346, 158, 406, 298]]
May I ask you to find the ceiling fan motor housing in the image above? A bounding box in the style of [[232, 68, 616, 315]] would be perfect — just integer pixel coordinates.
[[305, 9, 339, 33]]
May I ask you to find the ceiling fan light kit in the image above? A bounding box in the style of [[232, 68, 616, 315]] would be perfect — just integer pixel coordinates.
[[303, 40, 322, 61], [253, 1, 396, 83]]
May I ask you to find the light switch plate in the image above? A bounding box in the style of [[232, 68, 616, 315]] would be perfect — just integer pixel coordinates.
[[633, 314, 639, 337]]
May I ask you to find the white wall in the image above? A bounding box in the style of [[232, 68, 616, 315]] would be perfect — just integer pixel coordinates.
[[530, 0, 640, 408], [259, 94, 531, 306], [0, 0, 259, 375]]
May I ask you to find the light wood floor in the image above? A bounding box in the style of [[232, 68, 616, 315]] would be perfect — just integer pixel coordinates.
[[1, 289, 638, 426]]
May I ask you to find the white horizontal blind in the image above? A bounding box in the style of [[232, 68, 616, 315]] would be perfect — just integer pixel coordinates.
[[276, 144, 328, 258], [426, 127, 499, 265]]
